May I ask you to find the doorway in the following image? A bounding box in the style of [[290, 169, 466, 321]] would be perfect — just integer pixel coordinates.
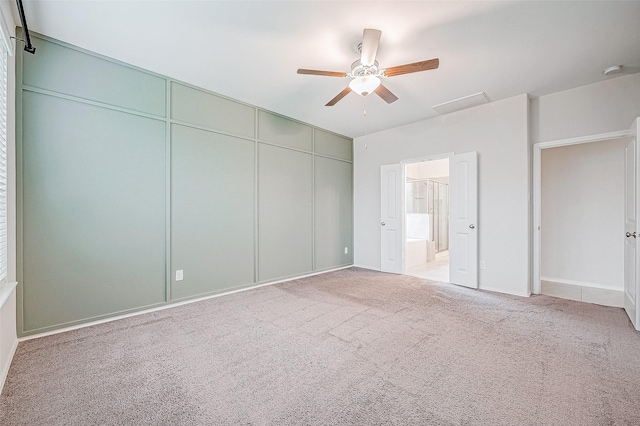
[[532, 128, 635, 310], [381, 151, 478, 288], [404, 158, 450, 281]]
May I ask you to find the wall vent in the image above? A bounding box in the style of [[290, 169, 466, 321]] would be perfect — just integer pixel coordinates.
[[432, 92, 490, 115]]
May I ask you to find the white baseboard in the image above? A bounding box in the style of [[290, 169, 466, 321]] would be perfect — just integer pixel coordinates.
[[541, 279, 624, 307], [540, 276, 620, 292], [353, 265, 532, 298], [352, 263, 379, 271], [20, 265, 354, 342], [480, 285, 531, 298]]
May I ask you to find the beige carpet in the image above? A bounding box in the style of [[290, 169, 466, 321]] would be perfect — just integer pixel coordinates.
[[1, 267, 640, 425]]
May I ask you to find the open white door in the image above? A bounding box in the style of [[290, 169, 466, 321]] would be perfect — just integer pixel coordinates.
[[380, 164, 403, 274], [449, 152, 478, 288], [624, 119, 639, 330]]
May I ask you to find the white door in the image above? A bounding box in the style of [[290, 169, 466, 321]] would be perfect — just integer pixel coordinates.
[[449, 152, 478, 288], [624, 119, 639, 330], [380, 164, 403, 273]]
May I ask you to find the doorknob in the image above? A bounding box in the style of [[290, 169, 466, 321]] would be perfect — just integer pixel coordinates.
[[626, 231, 637, 238], [469, 224, 475, 229], [381, 222, 386, 226]]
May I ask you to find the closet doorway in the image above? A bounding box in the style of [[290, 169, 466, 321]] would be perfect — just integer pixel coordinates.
[[404, 158, 450, 281], [532, 126, 637, 312]]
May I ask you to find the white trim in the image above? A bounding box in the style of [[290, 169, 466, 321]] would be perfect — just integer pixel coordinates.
[[0, 281, 17, 309], [533, 144, 541, 294], [352, 262, 379, 271], [536, 130, 630, 149], [532, 130, 631, 294], [540, 276, 621, 292], [480, 286, 530, 298], [541, 280, 624, 308], [19, 265, 353, 341], [0, 335, 18, 394]]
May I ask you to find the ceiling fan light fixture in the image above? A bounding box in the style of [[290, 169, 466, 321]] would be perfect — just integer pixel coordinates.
[[349, 76, 381, 96]]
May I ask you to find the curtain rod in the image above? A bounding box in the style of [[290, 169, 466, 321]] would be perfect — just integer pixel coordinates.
[[15, 0, 35, 54]]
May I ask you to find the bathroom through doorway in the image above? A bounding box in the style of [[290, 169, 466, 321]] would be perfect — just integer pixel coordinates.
[[404, 158, 450, 282]]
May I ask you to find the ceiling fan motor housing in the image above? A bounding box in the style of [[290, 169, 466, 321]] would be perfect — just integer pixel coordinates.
[[350, 60, 380, 78]]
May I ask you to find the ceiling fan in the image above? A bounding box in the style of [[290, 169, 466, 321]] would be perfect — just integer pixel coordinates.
[[297, 28, 439, 106]]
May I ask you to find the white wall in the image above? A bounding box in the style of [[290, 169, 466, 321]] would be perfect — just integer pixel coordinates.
[[531, 73, 640, 143], [0, 288, 17, 392], [541, 139, 626, 290], [531, 70, 640, 296], [0, 0, 17, 393], [354, 94, 530, 296]]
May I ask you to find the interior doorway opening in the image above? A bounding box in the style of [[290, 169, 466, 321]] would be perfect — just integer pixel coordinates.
[[404, 158, 450, 281]]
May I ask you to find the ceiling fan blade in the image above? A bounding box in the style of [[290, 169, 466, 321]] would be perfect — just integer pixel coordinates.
[[360, 28, 381, 66], [297, 69, 347, 77], [383, 58, 439, 77], [374, 84, 398, 104], [325, 86, 352, 106]]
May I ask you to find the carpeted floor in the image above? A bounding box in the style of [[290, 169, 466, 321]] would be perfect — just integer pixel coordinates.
[[1, 267, 640, 425]]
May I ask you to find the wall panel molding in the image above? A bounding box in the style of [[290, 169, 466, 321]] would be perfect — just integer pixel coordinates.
[[16, 31, 353, 336]]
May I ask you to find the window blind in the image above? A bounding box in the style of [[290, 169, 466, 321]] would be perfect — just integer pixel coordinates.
[[0, 40, 8, 282]]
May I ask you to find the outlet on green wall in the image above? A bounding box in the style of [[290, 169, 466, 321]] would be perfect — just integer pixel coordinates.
[[171, 124, 255, 300]]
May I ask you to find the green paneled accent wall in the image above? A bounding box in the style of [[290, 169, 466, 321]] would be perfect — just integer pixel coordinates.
[[17, 32, 353, 336], [258, 144, 313, 281], [21, 92, 166, 331], [22, 37, 166, 117], [171, 124, 255, 300], [258, 110, 313, 151], [315, 157, 354, 270], [314, 129, 353, 161], [170, 82, 255, 138]]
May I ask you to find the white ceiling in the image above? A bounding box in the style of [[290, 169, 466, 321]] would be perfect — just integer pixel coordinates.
[[14, 0, 640, 138]]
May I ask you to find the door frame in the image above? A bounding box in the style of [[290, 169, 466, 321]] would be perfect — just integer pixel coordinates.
[[400, 153, 453, 274], [532, 130, 630, 294]]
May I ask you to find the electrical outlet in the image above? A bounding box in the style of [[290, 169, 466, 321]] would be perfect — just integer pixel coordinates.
[[176, 269, 184, 281], [479, 261, 486, 270], [344, 247, 349, 254]]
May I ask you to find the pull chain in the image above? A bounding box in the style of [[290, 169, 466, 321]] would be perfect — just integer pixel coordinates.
[[363, 95, 368, 137]]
